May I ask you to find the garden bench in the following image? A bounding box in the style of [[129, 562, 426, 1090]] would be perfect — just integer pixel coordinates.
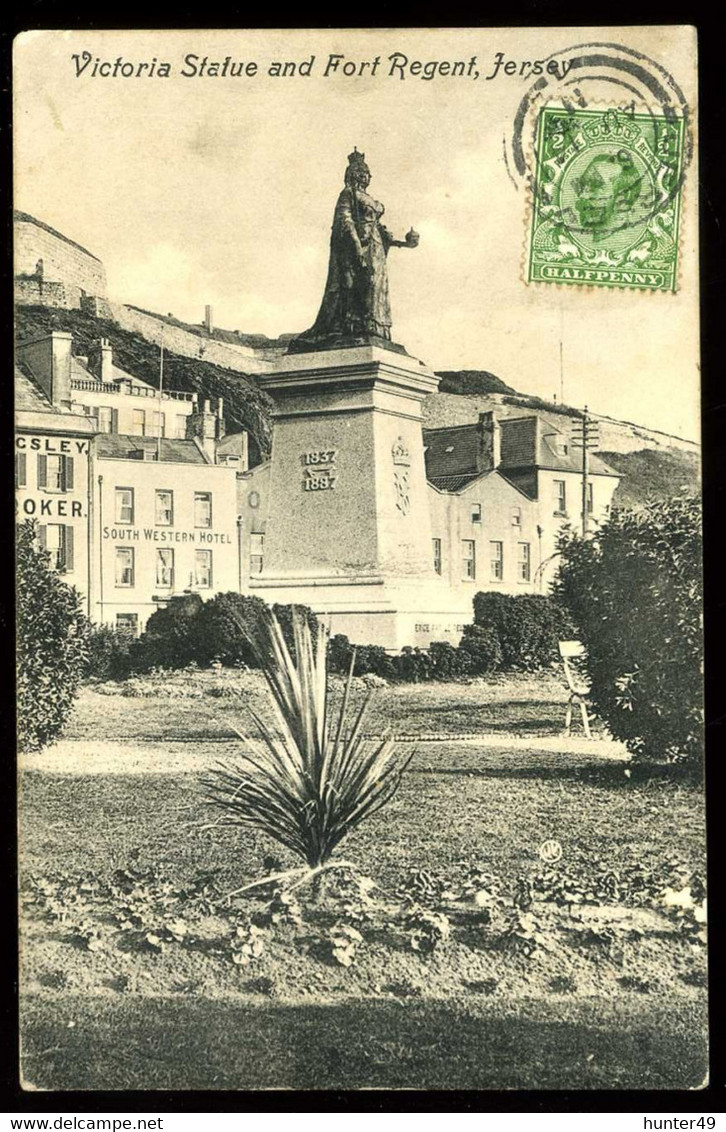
[[558, 640, 593, 739]]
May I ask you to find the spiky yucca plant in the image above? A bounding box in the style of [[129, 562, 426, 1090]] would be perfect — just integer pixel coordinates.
[[202, 606, 413, 873]]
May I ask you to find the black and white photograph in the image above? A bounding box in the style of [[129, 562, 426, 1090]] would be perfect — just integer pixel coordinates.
[[13, 26, 706, 1093]]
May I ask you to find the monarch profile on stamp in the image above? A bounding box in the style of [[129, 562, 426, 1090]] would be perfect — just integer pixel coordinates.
[[527, 106, 685, 292]]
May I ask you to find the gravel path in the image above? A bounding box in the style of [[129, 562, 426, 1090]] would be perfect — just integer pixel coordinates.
[[19, 732, 629, 775]]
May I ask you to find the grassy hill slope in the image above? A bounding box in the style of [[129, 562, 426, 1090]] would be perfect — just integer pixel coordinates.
[[435, 370, 516, 396], [604, 448, 701, 508]]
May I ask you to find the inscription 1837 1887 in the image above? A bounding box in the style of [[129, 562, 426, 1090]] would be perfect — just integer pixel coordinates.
[[526, 106, 685, 292]]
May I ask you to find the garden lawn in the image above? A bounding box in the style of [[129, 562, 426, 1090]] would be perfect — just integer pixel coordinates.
[[64, 669, 592, 743], [19, 720, 707, 1090]]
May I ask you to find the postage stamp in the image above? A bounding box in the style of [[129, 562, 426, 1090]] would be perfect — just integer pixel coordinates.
[[526, 106, 686, 292]]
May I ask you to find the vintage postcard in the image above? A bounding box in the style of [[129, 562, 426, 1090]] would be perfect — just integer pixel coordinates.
[[14, 27, 704, 1093]]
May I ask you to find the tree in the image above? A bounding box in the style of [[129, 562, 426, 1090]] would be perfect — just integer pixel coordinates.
[[16, 520, 89, 751], [554, 495, 703, 767]]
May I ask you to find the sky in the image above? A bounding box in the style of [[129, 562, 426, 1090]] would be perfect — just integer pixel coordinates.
[[14, 27, 700, 440]]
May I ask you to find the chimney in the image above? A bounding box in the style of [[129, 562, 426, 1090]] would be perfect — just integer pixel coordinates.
[[88, 338, 114, 383], [477, 411, 501, 471], [186, 397, 219, 460], [17, 332, 72, 410], [204, 305, 213, 334]]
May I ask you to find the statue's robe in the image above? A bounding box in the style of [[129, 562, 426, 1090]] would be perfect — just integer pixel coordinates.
[[300, 187, 394, 344]]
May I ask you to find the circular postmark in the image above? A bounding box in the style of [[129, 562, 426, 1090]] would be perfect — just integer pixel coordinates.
[[538, 839, 563, 864], [507, 42, 692, 292], [507, 40, 693, 193]]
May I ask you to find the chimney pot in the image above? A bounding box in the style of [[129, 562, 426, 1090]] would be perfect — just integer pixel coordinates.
[[477, 410, 501, 471]]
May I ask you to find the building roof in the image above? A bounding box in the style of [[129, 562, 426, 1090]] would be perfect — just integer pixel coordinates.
[[15, 366, 51, 412], [423, 415, 619, 488], [428, 472, 482, 493], [424, 425, 480, 482], [96, 435, 209, 465]]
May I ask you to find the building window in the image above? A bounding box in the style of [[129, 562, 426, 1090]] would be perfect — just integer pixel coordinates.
[[115, 547, 135, 587], [131, 409, 146, 437], [511, 507, 522, 527], [490, 540, 504, 581], [554, 480, 567, 515], [432, 538, 442, 575], [194, 491, 212, 529], [471, 503, 482, 523], [151, 411, 166, 438], [47, 454, 63, 491], [15, 452, 27, 488], [156, 548, 174, 588], [97, 406, 114, 433], [194, 549, 212, 588], [175, 414, 187, 439], [116, 613, 139, 637], [115, 487, 134, 524], [38, 453, 74, 493], [155, 490, 174, 526], [462, 539, 476, 581], [40, 523, 74, 572], [517, 542, 531, 582], [250, 532, 264, 575]]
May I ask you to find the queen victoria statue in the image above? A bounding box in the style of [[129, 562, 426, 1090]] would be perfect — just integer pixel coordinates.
[[289, 148, 419, 353]]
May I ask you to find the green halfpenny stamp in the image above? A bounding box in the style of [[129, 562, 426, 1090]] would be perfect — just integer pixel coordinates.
[[527, 106, 685, 292]]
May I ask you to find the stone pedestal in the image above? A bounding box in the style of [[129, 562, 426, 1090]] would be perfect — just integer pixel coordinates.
[[250, 344, 471, 649]]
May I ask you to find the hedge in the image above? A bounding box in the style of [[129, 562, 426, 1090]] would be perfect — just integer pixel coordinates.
[[83, 590, 572, 684]]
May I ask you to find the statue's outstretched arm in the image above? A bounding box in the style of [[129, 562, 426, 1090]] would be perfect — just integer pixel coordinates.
[[384, 226, 420, 249]]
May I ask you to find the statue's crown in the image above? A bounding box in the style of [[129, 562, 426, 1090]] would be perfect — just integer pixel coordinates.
[[348, 147, 367, 167]]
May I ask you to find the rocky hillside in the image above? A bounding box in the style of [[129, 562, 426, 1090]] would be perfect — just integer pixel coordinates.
[[15, 303, 700, 503], [15, 305, 274, 463]]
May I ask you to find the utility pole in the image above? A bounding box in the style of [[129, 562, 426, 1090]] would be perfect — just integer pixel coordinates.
[[156, 331, 165, 462], [571, 406, 600, 537], [559, 307, 565, 406]]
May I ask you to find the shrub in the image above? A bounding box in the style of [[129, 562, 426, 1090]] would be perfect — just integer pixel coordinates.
[[16, 520, 89, 751], [135, 593, 204, 670], [195, 592, 268, 667], [472, 592, 575, 670], [131, 593, 321, 672], [272, 603, 320, 661], [84, 624, 135, 681], [457, 624, 503, 674], [328, 633, 355, 675], [429, 641, 472, 679], [554, 495, 703, 767]]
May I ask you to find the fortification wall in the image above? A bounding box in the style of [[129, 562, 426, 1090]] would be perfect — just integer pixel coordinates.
[[14, 277, 68, 308], [111, 303, 278, 376], [14, 213, 107, 308]]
